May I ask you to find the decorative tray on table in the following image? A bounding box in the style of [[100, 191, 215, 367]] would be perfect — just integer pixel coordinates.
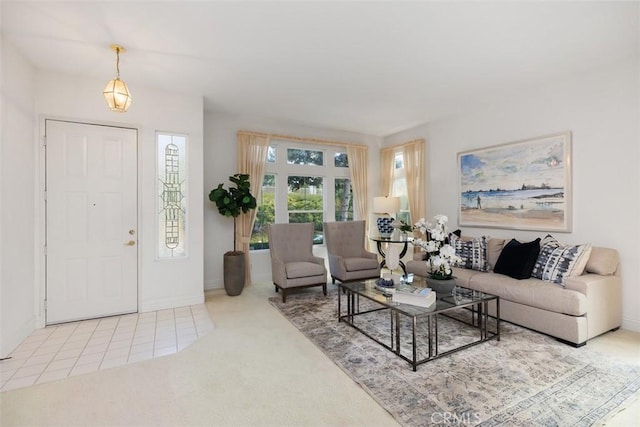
[[375, 278, 396, 295]]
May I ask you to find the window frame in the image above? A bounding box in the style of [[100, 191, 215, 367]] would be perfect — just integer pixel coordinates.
[[250, 140, 352, 251]]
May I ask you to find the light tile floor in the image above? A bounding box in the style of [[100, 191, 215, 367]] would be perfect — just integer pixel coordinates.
[[0, 304, 214, 392]]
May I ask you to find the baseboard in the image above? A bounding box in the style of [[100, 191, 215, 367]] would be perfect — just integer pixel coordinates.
[[1, 315, 37, 358], [205, 273, 273, 291], [204, 279, 223, 291], [250, 273, 273, 284], [621, 316, 640, 333], [139, 293, 205, 313]]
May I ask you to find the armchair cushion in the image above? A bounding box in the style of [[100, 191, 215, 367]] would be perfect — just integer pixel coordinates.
[[344, 257, 380, 272], [286, 261, 326, 279]]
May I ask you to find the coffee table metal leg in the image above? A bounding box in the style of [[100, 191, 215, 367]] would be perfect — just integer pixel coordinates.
[[338, 285, 342, 321], [478, 302, 484, 339], [427, 316, 432, 359], [497, 298, 501, 341], [389, 309, 394, 351], [434, 314, 439, 356], [412, 316, 417, 371]]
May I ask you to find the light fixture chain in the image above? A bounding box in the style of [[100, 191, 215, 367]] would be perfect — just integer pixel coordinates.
[[116, 47, 121, 78]]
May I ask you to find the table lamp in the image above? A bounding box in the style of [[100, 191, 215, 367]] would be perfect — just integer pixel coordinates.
[[373, 196, 400, 238]]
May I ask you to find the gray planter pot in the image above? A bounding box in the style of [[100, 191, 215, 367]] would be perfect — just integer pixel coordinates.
[[425, 277, 456, 295], [223, 252, 246, 296]]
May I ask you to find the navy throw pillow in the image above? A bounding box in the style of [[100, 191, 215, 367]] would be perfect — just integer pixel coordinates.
[[493, 238, 541, 280]]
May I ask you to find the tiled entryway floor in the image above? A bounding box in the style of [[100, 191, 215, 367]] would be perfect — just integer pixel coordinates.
[[0, 304, 214, 392]]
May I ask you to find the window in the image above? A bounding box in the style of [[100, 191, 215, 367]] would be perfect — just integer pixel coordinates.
[[250, 141, 352, 250], [287, 148, 323, 166], [335, 178, 353, 221], [288, 175, 324, 244], [252, 174, 275, 250], [156, 132, 187, 259], [393, 151, 410, 225], [334, 152, 349, 167]]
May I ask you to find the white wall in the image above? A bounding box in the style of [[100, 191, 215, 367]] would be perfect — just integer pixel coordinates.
[[34, 71, 205, 316], [385, 58, 640, 332], [0, 39, 37, 357], [203, 111, 383, 289]]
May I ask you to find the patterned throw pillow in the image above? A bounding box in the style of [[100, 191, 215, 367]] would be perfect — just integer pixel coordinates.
[[531, 235, 592, 285], [450, 235, 489, 272]]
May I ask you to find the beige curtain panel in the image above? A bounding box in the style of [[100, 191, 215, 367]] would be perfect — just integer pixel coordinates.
[[237, 132, 271, 285], [346, 144, 370, 248], [403, 139, 426, 226], [380, 148, 395, 198]]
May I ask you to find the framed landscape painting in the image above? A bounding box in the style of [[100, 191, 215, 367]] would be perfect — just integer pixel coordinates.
[[458, 132, 572, 232]]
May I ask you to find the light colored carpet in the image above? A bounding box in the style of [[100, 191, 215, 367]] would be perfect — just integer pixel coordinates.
[[1, 283, 638, 426], [0, 285, 397, 427], [270, 289, 640, 427]]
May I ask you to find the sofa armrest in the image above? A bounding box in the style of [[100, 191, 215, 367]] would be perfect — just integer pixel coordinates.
[[564, 273, 622, 338]]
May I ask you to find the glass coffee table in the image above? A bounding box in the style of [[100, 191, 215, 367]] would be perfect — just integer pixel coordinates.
[[338, 279, 500, 371]]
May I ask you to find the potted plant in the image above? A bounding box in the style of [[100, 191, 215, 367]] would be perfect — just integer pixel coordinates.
[[412, 215, 462, 293], [209, 174, 257, 296]]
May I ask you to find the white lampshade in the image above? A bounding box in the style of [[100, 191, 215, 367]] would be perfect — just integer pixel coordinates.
[[373, 196, 400, 216]]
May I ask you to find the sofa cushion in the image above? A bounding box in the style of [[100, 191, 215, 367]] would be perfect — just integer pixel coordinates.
[[468, 273, 587, 316], [344, 257, 379, 272], [532, 235, 592, 285], [494, 238, 541, 279], [487, 238, 506, 270], [451, 235, 489, 272], [585, 247, 619, 276], [451, 266, 483, 287]]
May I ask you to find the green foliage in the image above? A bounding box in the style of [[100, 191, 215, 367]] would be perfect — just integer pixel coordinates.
[[209, 174, 257, 218], [209, 174, 257, 252]]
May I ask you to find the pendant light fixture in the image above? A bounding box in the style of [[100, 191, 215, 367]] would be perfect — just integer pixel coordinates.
[[103, 44, 132, 112]]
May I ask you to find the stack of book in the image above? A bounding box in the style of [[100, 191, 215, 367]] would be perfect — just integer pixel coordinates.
[[392, 284, 437, 307]]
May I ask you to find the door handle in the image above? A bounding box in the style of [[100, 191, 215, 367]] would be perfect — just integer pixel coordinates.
[[125, 240, 136, 246]]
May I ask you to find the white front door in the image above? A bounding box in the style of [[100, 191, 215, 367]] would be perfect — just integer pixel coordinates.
[[45, 120, 138, 324]]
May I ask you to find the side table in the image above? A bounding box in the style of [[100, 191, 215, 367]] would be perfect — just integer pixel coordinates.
[[370, 236, 410, 276]]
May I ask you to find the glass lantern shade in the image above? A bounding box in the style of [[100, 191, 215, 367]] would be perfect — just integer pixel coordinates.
[[103, 78, 132, 112]]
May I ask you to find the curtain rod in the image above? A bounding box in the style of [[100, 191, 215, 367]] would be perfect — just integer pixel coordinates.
[[380, 138, 425, 153], [237, 130, 368, 149]]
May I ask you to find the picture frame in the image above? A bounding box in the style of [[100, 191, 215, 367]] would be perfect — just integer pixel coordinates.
[[458, 132, 572, 232]]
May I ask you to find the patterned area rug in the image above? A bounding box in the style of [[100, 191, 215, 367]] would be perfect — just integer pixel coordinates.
[[269, 290, 640, 427]]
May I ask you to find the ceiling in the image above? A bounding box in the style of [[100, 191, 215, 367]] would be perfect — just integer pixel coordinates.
[[2, 1, 638, 136]]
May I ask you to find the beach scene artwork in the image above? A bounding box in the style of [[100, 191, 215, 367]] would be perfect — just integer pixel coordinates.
[[458, 132, 571, 231]]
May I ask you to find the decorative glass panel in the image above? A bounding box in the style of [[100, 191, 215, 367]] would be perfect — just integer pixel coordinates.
[[250, 174, 275, 250], [157, 133, 187, 259], [287, 148, 324, 166]]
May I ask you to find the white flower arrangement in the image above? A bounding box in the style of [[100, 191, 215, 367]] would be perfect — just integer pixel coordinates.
[[412, 214, 462, 280]]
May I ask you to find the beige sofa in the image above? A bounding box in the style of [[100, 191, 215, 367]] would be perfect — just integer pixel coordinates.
[[406, 238, 622, 347]]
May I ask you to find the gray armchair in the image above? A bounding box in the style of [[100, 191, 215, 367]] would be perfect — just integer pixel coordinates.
[[324, 220, 381, 284], [267, 223, 327, 302]]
